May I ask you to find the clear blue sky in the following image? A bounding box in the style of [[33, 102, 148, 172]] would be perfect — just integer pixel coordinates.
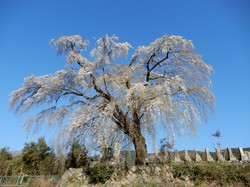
[[0, 0, 249, 152]]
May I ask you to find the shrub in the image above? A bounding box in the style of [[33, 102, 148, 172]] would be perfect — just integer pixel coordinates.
[[85, 164, 114, 184], [171, 162, 250, 186]]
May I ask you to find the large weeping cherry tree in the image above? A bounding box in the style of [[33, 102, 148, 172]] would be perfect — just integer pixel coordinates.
[[10, 34, 214, 165]]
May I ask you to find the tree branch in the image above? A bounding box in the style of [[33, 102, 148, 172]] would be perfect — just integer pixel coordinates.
[[146, 51, 170, 82], [61, 91, 101, 101], [112, 115, 128, 135], [102, 68, 111, 96], [148, 70, 167, 81], [146, 53, 156, 82], [150, 51, 170, 72], [90, 74, 111, 101]]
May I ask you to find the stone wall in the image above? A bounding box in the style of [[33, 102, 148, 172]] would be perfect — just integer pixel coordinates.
[[58, 165, 195, 187], [107, 165, 178, 186], [57, 147, 250, 187]]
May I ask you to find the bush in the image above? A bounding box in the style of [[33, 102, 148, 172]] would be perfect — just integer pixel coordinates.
[[171, 162, 250, 186], [85, 164, 114, 184]]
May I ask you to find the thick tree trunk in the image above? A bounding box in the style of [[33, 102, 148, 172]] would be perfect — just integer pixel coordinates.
[[132, 133, 148, 165], [112, 105, 148, 165]]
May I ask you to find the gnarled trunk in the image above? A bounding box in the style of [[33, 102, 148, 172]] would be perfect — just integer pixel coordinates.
[[112, 105, 148, 165], [131, 132, 147, 165]]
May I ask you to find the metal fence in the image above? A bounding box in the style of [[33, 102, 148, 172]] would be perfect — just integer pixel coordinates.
[[0, 175, 60, 186]]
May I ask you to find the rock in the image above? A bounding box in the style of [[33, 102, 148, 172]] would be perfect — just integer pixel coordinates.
[[184, 149, 192, 162], [181, 175, 190, 181], [239, 147, 249, 161], [58, 168, 87, 187], [174, 150, 182, 162], [155, 166, 161, 175], [195, 149, 203, 162], [205, 148, 214, 162], [216, 148, 225, 162], [130, 166, 137, 172], [245, 151, 250, 160], [227, 148, 238, 162], [126, 173, 137, 181]]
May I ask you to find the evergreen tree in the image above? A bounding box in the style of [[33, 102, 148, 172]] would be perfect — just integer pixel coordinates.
[[66, 141, 88, 168], [0, 147, 12, 161], [0, 147, 13, 175], [22, 137, 56, 175]]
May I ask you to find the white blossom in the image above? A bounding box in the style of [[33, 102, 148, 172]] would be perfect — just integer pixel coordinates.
[[10, 34, 214, 158]]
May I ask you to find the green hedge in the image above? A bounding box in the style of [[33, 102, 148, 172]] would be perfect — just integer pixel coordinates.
[[171, 162, 250, 186]]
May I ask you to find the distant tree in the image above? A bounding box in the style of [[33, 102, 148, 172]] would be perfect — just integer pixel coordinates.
[[0, 147, 12, 161], [66, 141, 88, 168], [0, 147, 13, 175], [212, 129, 222, 149], [22, 137, 56, 175], [10, 34, 214, 165]]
